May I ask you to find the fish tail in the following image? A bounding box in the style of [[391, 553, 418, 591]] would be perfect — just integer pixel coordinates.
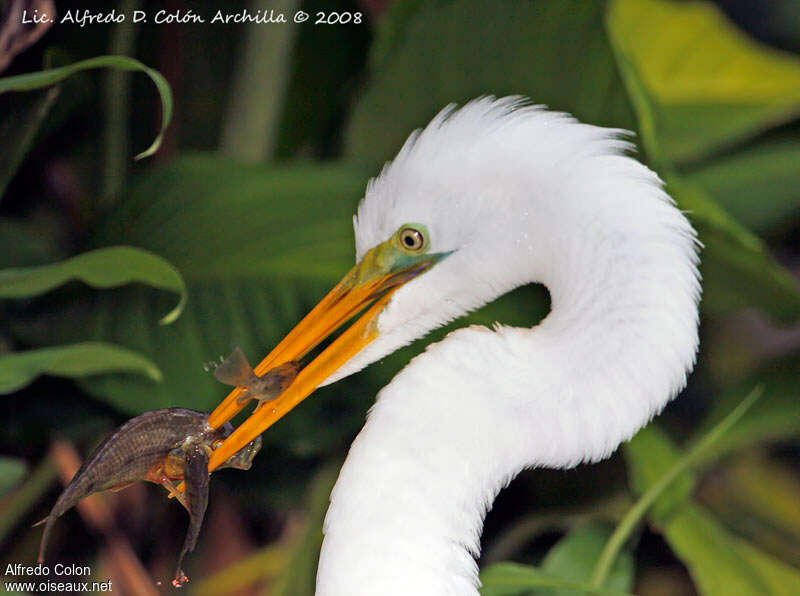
[[213, 347, 257, 388], [37, 516, 56, 564]]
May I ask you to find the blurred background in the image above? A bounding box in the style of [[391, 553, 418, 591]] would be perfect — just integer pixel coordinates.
[[1, 0, 799, 594]]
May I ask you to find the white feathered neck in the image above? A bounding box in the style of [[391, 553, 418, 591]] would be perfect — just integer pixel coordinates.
[[316, 98, 701, 595]]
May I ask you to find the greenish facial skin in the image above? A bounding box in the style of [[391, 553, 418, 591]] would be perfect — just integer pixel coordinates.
[[347, 223, 451, 291]]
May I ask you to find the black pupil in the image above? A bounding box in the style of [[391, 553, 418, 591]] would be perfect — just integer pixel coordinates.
[[404, 231, 419, 247]]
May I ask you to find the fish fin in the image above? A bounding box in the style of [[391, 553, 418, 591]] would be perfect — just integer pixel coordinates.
[[213, 347, 256, 387], [235, 389, 253, 405], [174, 445, 210, 585], [162, 477, 189, 511], [108, 481, 135, 493]]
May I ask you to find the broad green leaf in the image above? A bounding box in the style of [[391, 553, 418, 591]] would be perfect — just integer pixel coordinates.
[[592, 389, 761, 587], [620, 393, 800, 595], [0, 246, 186, 324], [665, 175, 760, 252], [0, 55, 172, 159], [700, 453, 800, 564], [479, 562, 633, 596], [607, 0, 800, 164], [728, 457, 800, 546], [661, 504, 800, 596], [624, 427, 694, 521], [695, 365, 800, 462], [623, 388, 761, 525], [345, 0, 636, 169], [0, 456, 27, 498], [683, 140, 800, 234], [697, 227, 800, 322], [0, 87, 58, 199], [539, 523, 633, 595], [0, 342, 161, 394], [665, 176, 800, 322], [20, 155, 547, 454], [30, 156, 367, 430]]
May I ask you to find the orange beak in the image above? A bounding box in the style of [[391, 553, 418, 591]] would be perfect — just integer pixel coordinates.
[[203, 240, 445, 474]]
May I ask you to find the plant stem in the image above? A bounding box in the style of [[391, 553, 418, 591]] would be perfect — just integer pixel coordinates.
[[589, 386, 763, 588], [219, 0, 299, 162], [102, 0, 141, 205], [0, 455, 56, 546]]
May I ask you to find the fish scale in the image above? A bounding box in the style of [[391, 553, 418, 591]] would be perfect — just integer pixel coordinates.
[[38, 408, 233, 566], [36, 346, 287, 584]]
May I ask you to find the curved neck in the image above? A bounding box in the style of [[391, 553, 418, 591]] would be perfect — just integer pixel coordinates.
[[317, 343, 499, 596], [317, 210, 699, 595], [317, 112, 700, 594]]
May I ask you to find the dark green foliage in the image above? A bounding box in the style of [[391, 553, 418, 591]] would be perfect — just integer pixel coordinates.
[[0, 0, 798, 593]]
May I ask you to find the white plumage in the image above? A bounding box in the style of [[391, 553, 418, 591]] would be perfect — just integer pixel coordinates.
[[316, 97, 701, 595]]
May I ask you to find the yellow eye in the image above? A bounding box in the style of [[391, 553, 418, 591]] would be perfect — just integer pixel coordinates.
[[212, 439, 224, 450], [399, 227, 425, 251]]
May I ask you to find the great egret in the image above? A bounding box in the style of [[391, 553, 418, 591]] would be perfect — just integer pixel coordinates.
[[204, 96, 701, 595]]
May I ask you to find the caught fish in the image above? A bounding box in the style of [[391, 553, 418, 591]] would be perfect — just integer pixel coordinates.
[[37, 408, 261, 586], [213, 346, 299, 406], [172, 441, 209, 587]]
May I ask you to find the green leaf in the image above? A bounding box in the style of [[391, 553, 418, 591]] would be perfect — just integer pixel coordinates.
[[624, 426, 695, 522], [621, 389, 761, 523], [695, 365, 800, 462], [0, 55, 172, 159], [683, 140, 800, 234], [0, 246, 186, 324], [26, 156, 368, 434], [25, 155, 547, 453], [0, 456, 27, 498], [540, 523, 634, 595], [345, 0, 636, 169], [701, 453, 800, 563], [665, 176, 800, 322], [661, 504, 800, 596], [616, 390, 800, 595], [0, 342, 162, 394], [606, 0, 800, 164], [591, 388, 762, 587], [0, 87, 59, 199], [697, 228, 800, 322], [479, 562, 633, 596]]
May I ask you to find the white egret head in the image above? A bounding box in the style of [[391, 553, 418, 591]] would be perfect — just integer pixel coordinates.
[[207, 97, 699, 479]]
